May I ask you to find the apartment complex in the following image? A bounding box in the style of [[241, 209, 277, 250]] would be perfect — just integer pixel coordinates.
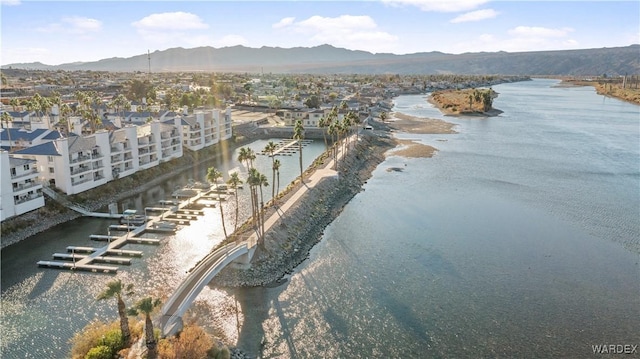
[[0, 108, 232, 220]]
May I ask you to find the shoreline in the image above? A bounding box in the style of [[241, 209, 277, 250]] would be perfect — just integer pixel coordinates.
[[214, 113, 458, 288], [427, 90, 503, 117]]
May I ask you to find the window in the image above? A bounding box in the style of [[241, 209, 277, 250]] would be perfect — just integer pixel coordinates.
[[10, 168, 16, 176], [24, 164, 30, 170], [48, 156, 54, 163], [49, 167, 54, 173]]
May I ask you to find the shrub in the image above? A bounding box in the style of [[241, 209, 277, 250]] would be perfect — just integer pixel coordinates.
[[84, 345, 111, 359], [70, 319, 142, 359]]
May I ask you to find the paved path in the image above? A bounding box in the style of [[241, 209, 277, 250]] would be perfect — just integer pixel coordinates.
[[159, 135, 355, 336]]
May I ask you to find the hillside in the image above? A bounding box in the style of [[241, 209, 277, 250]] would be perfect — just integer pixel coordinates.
[[3, 44, 639, 76]]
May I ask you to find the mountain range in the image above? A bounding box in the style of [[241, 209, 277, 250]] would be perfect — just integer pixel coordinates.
[[3, 44, 639, 76]]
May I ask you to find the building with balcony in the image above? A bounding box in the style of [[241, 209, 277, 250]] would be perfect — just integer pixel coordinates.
[[1, 150, 45, 221]]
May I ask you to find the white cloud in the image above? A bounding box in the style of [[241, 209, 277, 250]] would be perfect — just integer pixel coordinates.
[[450, 9, 499, 23], [132, 12, 209, 30], [212, 35, 249, 47], [63, 16, 102, 33], [382, 0, 489, 12], [275, 15, 399, 53], [0, 0, 21, 5], [273, 17, 295, 29], [508, 26, 574, 38], [35, 16, 102, 35]]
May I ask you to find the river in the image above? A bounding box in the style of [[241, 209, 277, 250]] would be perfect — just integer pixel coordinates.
[[2, 79, 639, 358]]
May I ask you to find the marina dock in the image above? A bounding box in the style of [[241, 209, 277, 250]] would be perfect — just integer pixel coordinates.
[[36, 185, 224, 273]]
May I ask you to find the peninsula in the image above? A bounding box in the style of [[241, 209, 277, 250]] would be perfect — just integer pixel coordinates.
[[428, 88, 502, 116]]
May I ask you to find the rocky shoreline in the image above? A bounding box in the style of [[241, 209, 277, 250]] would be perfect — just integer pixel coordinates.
[[214, 127, 395, 288]]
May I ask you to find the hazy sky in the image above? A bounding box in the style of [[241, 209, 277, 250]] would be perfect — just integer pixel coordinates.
[[1, 0, 638, 65]]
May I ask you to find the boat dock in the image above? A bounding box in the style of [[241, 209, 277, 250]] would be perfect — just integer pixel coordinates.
[[36, 185, 223, 273], [259, 139, 314, 157]]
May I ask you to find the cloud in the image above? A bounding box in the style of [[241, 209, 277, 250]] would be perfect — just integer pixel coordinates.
[[450, 9, 499, 23], [448, 27, 580, 53], [212, 35, 249, 47], [382, 0, 489, 12], [508, 26, 574, 38], [63, 16, 102, 33], [132, 12, 209, 30], [35, 16, 102, 35], [0, 0, 20, 5], [2, 47, 49, 64], [275, 15, 399, 53], [273, 17, 295, 29]]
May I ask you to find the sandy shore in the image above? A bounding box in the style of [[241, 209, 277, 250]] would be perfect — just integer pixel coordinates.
[[390, 139, 438, 158], [387, 112, 457, 134]]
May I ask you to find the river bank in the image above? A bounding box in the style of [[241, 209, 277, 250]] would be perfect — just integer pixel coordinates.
[[214, 127, 395, 288]]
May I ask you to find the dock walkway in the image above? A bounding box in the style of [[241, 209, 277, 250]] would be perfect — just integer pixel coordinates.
[[36, 186, 223, 273]]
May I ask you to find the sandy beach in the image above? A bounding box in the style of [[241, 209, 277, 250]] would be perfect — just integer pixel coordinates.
[[381, 112, 457, 158]]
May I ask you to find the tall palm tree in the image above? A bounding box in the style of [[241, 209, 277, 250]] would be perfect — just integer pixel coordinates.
[[258, 173, 269, 238], [293, 119, 305, 180], [1, 112, 13, 152], [59, 103, 73, 136], [273, 159, 281, 199], [226, 172, 243, 232], [128, 297, 161, 359], [263, 141, 277, 199], [97, 279, 134, 345], [318, 115, 329, 149], [206, 167, 228, 240], [9, 98, 21, 111], [247, 168, 262, 238]]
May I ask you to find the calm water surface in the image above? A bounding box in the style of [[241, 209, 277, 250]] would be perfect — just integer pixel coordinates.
[[234, 79, 639, 358], [0, 140, 325, 358], [2, 79, 639, 358]]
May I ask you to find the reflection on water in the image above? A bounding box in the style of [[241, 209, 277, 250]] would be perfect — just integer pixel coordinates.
[[0, 139, 325, 358], [232, 80, 639, 358]]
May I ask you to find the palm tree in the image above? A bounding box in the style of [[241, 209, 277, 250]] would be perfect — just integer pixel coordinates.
[[273, 159, 281, 198], [128, 297, 161, 359], [293, 119, 305, 180], [1, 112, 13, 152], [226, 172, 243, 232], [263, 141, 277, 199], [247, 168, 261, 237], [9, 98, 21, 111], [258, 173, 269, 238], [59, 103, 72, 136], [318, 115, 329, 149], [206, 167, 228, 240], [97, 279, 134, 345]]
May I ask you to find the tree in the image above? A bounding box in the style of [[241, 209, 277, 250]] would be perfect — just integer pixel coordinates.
[[258, 173, 269, 238], [380, 111, 387, 122], [304, 94, 320, 109], [293, 119, 305, 180], [273, 159, 281, 199], [128, 297, 161, 359], [226, 172, 243, 233], [59, 103, 73, 136], [1, 112, 13, 152], [247, 168, 262, 238], [263, 141, 277, 199], [96, 279, 134, 345], [206, 167, 228, 240]]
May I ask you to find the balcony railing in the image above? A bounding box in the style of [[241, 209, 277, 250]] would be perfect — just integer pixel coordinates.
[[14, 192, 44, 204], [70, 166, 91, 175], [71, 177, 92, 186], [10, 167, 38, 179], [12, 181, 41, 192], [70, 154, 92, 163]]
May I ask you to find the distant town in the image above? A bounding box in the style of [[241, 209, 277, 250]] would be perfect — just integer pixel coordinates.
[[0, 69, 527, 222]]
